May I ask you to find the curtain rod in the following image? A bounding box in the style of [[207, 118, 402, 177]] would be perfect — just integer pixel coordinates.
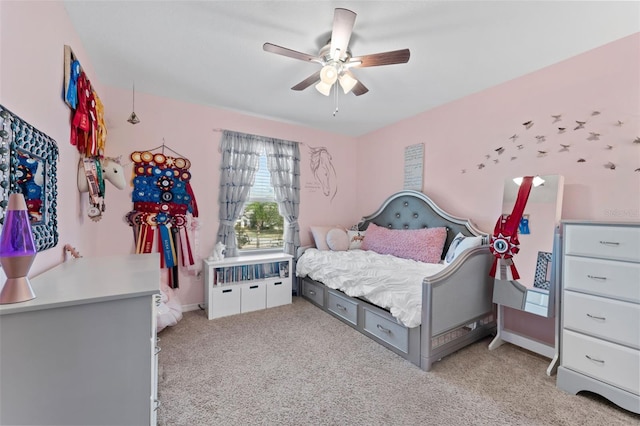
[[212, 128, 303, 145]]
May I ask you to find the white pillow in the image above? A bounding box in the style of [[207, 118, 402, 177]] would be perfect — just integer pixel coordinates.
[[444, 232, 483, 265], [310, 226, 333, 250], [347, 230, 366, 250], [326, 228, 350, 251]]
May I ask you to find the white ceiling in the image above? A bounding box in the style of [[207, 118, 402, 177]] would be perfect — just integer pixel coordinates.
[[63, 1, 640, 137]]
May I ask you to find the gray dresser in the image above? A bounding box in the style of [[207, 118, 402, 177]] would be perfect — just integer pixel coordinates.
[[0, 253, 160, 425], [557, 221, 640, 414]]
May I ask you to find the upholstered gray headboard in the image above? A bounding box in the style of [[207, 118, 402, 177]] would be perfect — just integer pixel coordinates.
[[357, 190, 488, 259]]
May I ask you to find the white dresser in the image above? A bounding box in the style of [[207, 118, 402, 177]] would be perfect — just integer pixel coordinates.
[[0, 253, 161, 425], [557, 221, 640, 414]]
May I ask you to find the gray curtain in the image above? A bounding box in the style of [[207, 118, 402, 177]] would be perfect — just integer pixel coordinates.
[[264, 139, 301, 257], [216, 131, 263, 257]]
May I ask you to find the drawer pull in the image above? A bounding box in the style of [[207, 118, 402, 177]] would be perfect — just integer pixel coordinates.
[[336, 303, 347, 311], [308, 290, 316, 296], [586, 313, 606, 321], [599, 240, 620, 246], [377, 324, 391, 334], [587, 275, 607, 281], [249, 285, 259, 289], [274, 281, 282, 286], [222, 289, 233, 293], [585, 354, 605, 364]]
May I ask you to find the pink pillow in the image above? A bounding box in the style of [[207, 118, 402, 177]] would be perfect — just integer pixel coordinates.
[[361, 223, 447, 263]]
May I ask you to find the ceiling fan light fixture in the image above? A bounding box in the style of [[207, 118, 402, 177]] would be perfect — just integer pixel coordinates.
[[315, 81, 333, 96], [338, 72, 357, 94], [319, 64, 338, 85]]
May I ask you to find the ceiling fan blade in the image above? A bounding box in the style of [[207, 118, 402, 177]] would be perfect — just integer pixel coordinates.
[[291, 70, 321, 91], [351, 81, 369, 96], [329, 8, 356, 61], [263, 43, 320, 63], [350, 49, 410, 67]]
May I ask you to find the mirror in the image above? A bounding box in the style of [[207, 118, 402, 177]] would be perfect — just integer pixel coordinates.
[[492, 174, 564, 317], [0, 105, 59, 251]]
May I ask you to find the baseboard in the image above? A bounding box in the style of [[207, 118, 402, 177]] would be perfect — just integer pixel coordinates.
[[181, 303, 203, 312]]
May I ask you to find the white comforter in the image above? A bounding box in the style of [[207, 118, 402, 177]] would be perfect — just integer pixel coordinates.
[[296, 249, 446, 328]]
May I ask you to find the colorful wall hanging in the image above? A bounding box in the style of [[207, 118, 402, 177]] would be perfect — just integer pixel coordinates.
[[125, 145, 199, 288]]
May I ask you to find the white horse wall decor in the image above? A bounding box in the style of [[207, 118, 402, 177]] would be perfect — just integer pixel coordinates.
[[77, 156, 126, 221]]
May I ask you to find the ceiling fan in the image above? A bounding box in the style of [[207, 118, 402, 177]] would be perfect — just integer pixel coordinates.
[[263, 8, 410, 96]]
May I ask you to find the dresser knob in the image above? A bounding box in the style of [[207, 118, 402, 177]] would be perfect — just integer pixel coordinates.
[[599, 240, 620, 246]]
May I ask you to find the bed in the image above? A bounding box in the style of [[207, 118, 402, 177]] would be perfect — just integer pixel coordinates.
[[296, 190, 496, 371]]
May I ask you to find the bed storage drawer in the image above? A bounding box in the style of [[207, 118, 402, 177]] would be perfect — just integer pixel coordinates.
[[362, 307, 409, 353], [327, 290, 358, 326], [302, 278, 325, 307]]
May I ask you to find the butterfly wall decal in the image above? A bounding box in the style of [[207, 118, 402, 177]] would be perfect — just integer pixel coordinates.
[[509, 134, 518, 141], [577, 158, 586, 163], [587, 132, 600, 141], [477, 163, 485, 170], [605, 145, 613, 150], [633, 137, 640, 144], [537, 150, 548, 157], [551, 114, 562, 123], [495, 147, 505, 155], [523, 121, 533, 129], [574, 121, 586, 130], [517, 144, 524, 150], [605, 162, 616, 170], [592, 111, 601, 116], [535, 135, 546, 143], [558, 127, 566, 134], [559, 144, 571, 152]]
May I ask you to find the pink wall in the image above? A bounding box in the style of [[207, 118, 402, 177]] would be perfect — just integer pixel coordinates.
[[0, 1, 106, 275], [357, 33, 640, 344]]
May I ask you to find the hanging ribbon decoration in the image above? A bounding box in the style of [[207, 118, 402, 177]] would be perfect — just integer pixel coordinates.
[[489, 176, 534, 280], [126, 149, 198, 288]]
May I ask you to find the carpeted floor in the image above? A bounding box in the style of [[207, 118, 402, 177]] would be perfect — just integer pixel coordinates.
[[156, 297, 639, 425]]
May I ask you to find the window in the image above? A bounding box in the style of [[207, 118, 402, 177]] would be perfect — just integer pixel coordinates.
[[235, 154, 284, 250]]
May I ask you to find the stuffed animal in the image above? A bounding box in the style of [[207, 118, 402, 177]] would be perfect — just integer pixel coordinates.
[[208, 242, 226, 261]]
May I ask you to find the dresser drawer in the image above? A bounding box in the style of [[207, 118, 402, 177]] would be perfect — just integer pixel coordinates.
[[562, 330, 640, 395], [327, 290, 358, 326], [564, 291, 640, 349], [302, 278, 325, 307], [564, 224, 640, 262], [563, 256, 640, 303], [363, 307, 409, 354]]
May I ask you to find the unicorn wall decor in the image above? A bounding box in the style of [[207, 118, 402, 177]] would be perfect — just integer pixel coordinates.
[[77, 155, 125, 221]]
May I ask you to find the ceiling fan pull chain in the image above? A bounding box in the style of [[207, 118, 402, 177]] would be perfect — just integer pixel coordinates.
[[333, 84, 339, 117]]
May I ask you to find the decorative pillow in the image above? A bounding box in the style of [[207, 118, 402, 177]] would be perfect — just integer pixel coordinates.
[[347, 230, 366, 250], [444, 232, 484, 265], [326, 228, 350, 251], [310, 226, 333, 250], [361, 223, 447, 264]]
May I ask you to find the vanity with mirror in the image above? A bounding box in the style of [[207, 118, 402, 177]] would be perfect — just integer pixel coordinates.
[[0, 105, 59, 251], [489, 174, 564, 375]]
